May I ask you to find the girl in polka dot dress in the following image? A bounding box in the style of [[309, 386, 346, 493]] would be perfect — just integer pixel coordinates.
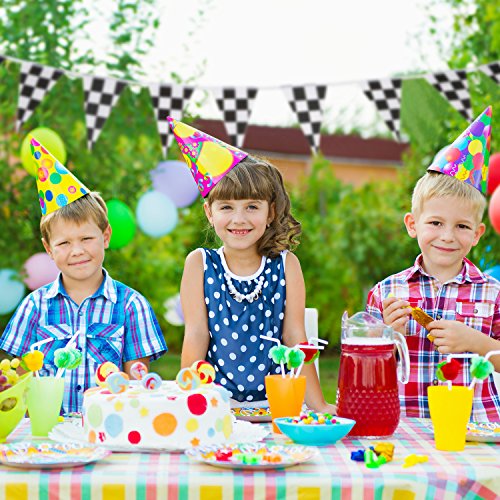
[[180, 156, 336, 413]]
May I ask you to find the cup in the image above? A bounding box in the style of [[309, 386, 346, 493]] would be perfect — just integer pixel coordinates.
[[427, 385, 473, 451], [27, 376, 64, 437], [265, 374, 306, 433], [0, 372, 32, 442]]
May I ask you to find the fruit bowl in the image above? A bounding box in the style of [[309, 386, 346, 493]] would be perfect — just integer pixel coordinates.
[[0, 373, 32, 442], [274, 416, 356, 446]]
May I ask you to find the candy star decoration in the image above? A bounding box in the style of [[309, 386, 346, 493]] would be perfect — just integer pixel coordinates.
[[29, 135, 90, 215], [427, 106, 491, 195], [167, 117, 248, 198]]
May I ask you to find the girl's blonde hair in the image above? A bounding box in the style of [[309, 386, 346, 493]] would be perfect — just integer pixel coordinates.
[[411, 172, 486, 223], [40, 192, 109, 243], [206, 155, 301, 258]]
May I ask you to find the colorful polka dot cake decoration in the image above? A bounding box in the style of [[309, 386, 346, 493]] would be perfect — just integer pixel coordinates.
[[29, 135, 90, 215]]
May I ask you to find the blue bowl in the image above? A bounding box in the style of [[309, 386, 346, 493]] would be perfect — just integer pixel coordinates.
[[274, 416, 356, 446]]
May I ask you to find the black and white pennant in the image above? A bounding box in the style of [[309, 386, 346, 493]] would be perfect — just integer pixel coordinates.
[[82, 76, 127, 150], [212, 87, 258, 148], [362, 79, 402, 141], [479, 62, 500, 85], [283, 85, 327, 153], [148, 83, 194, 157], [17, 62, 63, 130], [425, 70, 472, 121]]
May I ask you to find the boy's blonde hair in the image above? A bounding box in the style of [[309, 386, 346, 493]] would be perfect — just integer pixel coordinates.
[[40, 192, 109, 244], [411, 172, 486, 223], [206, 155, 301, 258]]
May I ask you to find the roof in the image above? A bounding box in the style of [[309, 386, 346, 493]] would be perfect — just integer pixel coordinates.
[[194, 119, 409, 163]]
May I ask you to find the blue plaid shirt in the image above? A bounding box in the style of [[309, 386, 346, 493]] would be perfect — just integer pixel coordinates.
[[0, 269, 167, 413]]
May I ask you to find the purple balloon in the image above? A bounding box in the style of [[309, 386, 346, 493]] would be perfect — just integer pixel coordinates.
[[150, 161, 200, 208], [23, 253, 60, 290]]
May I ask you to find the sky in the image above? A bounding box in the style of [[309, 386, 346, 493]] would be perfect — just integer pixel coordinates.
[[99, 0, 454, 134]]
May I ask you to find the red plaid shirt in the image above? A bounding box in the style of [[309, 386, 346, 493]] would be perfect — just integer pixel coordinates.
[[366, 255, 500, 422]]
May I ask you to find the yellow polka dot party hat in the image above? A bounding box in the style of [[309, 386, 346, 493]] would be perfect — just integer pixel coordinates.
[[427, 106, 491, 194], [29, 135, 90, 215], [167, 117, 248, 197]]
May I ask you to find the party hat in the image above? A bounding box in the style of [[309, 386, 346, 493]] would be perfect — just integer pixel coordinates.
[[30, 135, 90, 215], [167, 117, 248, 197], [427, 106, 491, 194]]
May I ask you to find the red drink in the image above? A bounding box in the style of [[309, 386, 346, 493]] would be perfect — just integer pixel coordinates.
[[336, 338, 400, 438]]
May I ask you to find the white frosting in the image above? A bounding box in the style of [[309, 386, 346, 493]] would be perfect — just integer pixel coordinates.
[[82, 381, 233, 449]]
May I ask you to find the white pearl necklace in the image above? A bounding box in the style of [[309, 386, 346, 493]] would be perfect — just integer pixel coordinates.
[[224, 273, 265, 303]]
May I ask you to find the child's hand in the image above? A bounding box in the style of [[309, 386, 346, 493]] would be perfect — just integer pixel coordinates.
[[382, 296, 410, 335], [428, 320, 480, 354]]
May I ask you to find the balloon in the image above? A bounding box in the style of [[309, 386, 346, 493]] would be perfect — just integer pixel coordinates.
[[485, 265, 500, 281], [487, 153, 500, 195], [478, 245, 492, 269], [136, 191, 178, 238], [163, 294, 184, 326], [488, 186, 500, 235], [20, 128, 66, 177], [150, 161, 199, 208], [23, 253, 60, 290], [107, 199, 136, 249], [0, 269, 25, 315]]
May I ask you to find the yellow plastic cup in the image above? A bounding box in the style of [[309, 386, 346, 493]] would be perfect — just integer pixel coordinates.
[[265, 374, 306, 433], [0, 372, 33, 442], [427, 385, 473, 451], [27, 376, 64, 437]]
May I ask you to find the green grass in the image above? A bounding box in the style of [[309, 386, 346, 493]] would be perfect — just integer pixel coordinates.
[[151, 352, 339, 403]]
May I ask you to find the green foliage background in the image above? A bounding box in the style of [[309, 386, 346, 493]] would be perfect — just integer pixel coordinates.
[[0, 0, 499, 351]]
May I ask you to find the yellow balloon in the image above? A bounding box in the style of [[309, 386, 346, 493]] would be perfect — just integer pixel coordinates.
[[20, 128, 66, 177]]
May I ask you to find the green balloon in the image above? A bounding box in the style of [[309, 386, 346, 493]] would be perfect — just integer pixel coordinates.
[[107, 199, 137, 249], [20, 128, 67, 177]]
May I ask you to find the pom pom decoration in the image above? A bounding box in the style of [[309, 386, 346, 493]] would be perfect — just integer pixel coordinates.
[[106, 372, 130, 394], [21, 350, 44, 372], [285, 347, 305, 377], [141, 372, 162, 391], [130, 361, 148, 381], [435, 359, 461, 382], [191, 360, 215, 384], [269, 345, 288, 365], [469, 357, 494, 380], [298, 342, 320, 364], [54, 347, 82, 370], [176, 367, 201, 391], [95, 362, 119, 387]]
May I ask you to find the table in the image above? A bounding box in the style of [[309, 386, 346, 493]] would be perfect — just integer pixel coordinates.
[[0, 417, 498, 499]]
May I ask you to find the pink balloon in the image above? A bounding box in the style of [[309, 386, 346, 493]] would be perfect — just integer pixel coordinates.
[[23, 253, 60, 290], [489, 185, 500, 235]]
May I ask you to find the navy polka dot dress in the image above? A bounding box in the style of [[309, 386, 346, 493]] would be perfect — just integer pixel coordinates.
[[201, 247, 287, 403]]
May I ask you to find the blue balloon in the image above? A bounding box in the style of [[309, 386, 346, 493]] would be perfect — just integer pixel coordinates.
[[150, 161, 199, 208], [479, 245, 492, 269], [136, 191, 178, 237], [485, 265, 500, 281], [0, 269, 25, 315]]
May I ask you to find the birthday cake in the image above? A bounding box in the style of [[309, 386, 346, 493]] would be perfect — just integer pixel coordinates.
[[82, 362, 233, 450]]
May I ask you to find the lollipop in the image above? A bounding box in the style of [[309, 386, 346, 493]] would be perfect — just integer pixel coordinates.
[[130, 361, 148, 380], [191, 360, 215, 384], [106, 371, 130, 394], [176, 367, 201, 391], [142, 372, 162, 391], [95, 362, 119, 387], [435, 358, 460, 382]]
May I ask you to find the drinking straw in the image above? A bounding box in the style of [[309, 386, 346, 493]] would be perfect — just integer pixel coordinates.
[[295, 344, 325, 378], [28, 338, 53, 378], [260, 335, 287, 377], [307, 337, 329, 346], [55, 330, 81, 379]]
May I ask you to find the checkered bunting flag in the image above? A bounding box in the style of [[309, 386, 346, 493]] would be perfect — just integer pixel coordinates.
[[149, 83, 194, 157], [212, 87, 258, 148], [283, 85, 327, 153], [424, 70, 472, 121], [16, 62, 63, 130], [479, 62, 500, 84], [82, 76, 127, 150], [362, 79, 402, 141]]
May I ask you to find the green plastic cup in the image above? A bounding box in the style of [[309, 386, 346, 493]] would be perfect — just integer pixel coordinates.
[[27, 376, 64, 437], [0, 372, 33, 442]]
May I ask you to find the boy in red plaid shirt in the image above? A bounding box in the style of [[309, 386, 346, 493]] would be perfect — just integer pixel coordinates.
[[367, 107, 500, 421]]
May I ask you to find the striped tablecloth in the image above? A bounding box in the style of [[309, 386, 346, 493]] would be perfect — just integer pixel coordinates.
[[0, 417, 498, 499]]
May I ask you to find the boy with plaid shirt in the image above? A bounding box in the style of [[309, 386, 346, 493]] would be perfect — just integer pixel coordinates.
[[367, 107, 500, 422]]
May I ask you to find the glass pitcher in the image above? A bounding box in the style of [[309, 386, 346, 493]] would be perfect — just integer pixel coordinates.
[[336, 311, 410, 438]]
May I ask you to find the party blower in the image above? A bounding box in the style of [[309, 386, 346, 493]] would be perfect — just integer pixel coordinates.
[[260, 336, 326, 433], [336, 312, 410, 438], [428, 350, 500, 452]]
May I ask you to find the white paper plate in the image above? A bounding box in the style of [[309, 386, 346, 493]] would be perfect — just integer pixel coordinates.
[[466, 422, 500, 443]]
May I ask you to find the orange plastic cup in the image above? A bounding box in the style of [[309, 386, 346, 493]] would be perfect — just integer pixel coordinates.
[[427, 385, 473, 451], [265, 374, 306, 433]]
